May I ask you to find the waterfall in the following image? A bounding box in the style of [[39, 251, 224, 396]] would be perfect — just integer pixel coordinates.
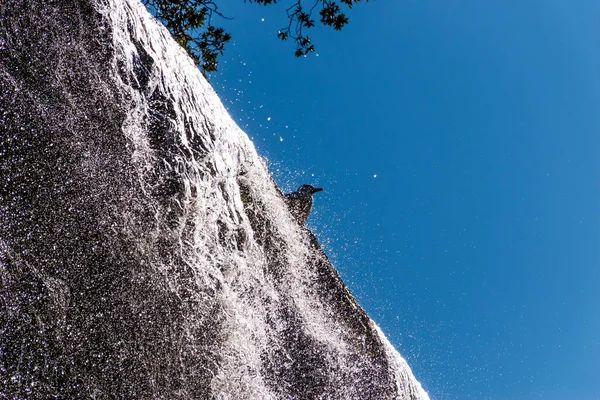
[[0, 0, 429, 398]]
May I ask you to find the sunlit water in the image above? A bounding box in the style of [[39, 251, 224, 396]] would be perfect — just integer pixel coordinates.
[[0, 0, 429, 398]]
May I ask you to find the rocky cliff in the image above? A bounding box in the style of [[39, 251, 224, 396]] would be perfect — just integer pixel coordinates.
[[0, 0, 429, 398]]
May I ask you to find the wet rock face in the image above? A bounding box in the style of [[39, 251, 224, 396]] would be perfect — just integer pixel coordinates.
[[0, 1, 429, 399], [1, 2, 217, 397]]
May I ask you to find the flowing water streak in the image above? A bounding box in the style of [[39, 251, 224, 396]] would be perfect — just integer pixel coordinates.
[[0, 0, 429, 397], [100, 0, 430, 398]]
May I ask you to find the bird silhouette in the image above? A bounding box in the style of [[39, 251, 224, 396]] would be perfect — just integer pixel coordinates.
[[284, 184, 324, 224]]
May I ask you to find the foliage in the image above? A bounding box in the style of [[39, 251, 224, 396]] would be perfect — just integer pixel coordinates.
[[142, 0, 231, 74], [267, 0, 366, 57], [143, 0, 367, 74]]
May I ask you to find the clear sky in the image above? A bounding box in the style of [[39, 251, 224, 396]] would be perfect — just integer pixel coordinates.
[[207, 1, 600, 399]]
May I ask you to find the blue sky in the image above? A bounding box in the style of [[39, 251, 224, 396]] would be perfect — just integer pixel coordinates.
[[208, 1, 600, 399]]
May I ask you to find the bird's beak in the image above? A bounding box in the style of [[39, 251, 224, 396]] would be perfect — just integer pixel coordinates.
[[313, 187, 324, 193]]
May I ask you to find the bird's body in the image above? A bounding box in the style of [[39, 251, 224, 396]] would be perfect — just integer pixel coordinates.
[[284, 184, 323, 224]]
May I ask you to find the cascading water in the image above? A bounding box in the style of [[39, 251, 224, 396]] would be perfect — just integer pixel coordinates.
[[0, 0, 429, 398]]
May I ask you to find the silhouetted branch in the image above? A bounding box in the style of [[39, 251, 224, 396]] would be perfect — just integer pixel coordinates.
[[143, 0, 368, 73]]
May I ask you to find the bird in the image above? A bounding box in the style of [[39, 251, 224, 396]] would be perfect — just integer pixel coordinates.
[[284, 184, 324, 224]]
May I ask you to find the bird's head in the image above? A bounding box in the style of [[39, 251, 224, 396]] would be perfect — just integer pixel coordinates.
[[297, 184, 324, 195]]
